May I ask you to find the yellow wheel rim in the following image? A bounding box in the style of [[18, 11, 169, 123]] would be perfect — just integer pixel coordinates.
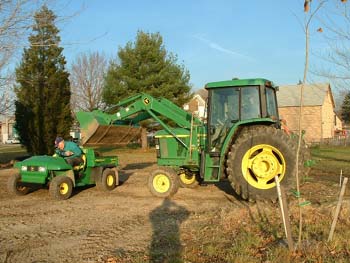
[[17, 186, 27, 191], [241, 144, 286, 190], [59, 182, 69, 195], [106, 174, 114, 186], [153, 174, 170, 193], [179, 173, 196, 185]]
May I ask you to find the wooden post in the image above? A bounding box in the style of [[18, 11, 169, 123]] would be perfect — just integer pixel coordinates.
[[328, 177, 348, 242], [339, 169, 343, 187], [275, 176, 294, 251]]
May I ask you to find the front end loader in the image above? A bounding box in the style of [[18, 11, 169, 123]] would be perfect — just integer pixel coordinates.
[[76, 78, 308, 201]]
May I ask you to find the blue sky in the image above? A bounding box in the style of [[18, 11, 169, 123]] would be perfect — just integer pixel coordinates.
[[54, 0, 332, 90]]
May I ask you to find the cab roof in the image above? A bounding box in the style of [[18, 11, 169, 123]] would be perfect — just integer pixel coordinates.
[[205, 78, 276, 89]]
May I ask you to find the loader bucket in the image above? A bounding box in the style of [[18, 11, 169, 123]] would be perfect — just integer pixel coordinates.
[[76, 111, 141, 147]]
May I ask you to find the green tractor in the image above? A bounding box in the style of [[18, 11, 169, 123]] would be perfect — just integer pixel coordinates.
[[76, 78, 309, 201], [7, 148, 119, 200]]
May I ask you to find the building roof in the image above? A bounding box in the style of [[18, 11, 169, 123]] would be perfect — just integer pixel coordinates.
[[195, 89, 208, 100], [277, 83, 334, 107]]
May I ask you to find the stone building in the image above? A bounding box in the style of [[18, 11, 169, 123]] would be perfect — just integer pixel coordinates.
[[277, 83, 342, 143]]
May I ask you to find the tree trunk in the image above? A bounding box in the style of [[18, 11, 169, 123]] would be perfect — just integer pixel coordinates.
[[141, 127, 148, 150]]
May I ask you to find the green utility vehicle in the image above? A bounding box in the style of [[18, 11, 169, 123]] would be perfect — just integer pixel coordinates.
[[76, 78, 309, 201], [7, 148, 119, 200]]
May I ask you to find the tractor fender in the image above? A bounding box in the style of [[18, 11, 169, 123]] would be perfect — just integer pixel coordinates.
[[220, 119, 276, 157]]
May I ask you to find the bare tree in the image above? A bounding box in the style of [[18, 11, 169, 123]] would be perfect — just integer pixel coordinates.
[[0, 0, 84, 115], [70, 52, 108, 112], [0, 0, 46, 115], [294, 0, 329, 248], [312, 1, 350, 91], [296, 0, 346, 249]]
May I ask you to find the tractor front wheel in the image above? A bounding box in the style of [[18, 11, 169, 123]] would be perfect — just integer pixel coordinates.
[[96, 168, 117, 191], [148, 168, 179, 198], [226, 125, 296, 202], [178, 170, 199, 188], [49, 176, 73, 200], [7, 173, 30, 196]]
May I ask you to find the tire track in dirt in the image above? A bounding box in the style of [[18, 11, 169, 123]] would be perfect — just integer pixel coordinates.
[[1, 223, 85, 262], [0, 201, 153, 263], [77, 214, 151, 262]]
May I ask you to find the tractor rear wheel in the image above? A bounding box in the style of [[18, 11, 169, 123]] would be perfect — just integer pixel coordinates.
[[96, 168, 117, 191], [7, 173, 30, 196], [178, 170, 199, 188], [148, 168, 179, 198], [49, 176, 73, 200], [226, 125, 297, 201]]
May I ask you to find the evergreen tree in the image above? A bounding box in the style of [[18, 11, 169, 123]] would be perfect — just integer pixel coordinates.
[[14, 6, 72, 155], [341, 92, 350, 124], [103, 31, 191, 107]]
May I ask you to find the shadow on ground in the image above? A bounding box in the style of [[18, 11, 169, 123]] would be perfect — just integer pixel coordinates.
[[214, 179, 243, 201], [122, 162, 155, 170], [149, 198, 189, 263]]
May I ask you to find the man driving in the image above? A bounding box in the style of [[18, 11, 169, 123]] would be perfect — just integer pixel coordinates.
[[54, 137, 83, 167]]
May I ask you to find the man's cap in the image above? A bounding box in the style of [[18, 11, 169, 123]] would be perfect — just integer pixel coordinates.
[[55, 137, 64, 147]]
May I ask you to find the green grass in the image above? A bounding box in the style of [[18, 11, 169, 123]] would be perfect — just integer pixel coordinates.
[[311, 145, 350, 176], [0, 144, 29, 164], [311, 145, 350, 161]]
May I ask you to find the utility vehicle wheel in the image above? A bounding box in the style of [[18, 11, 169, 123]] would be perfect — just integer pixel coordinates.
[[178, 171, 198, 188], [7, 173, 30, 196], [148, 168, 179, 198], [96, 168, 117, 191], [226, 125, 297, 202], [49, 176, 73, 200]]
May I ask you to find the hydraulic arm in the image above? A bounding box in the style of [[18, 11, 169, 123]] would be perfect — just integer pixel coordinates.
[[76, 93, 203, 147]]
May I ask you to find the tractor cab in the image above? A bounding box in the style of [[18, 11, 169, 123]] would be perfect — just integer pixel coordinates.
[[206, 78, 279, 152]]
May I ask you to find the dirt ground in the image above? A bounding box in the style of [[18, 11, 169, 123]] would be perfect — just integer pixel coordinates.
[[0, 149, 348, 263]]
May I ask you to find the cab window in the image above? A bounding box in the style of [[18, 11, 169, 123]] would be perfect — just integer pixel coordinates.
[[241, 86, 260, 120]]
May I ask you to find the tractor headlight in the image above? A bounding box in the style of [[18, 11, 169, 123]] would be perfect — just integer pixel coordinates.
[[21, 166, 27, 171], [38, 166, 46, 172]]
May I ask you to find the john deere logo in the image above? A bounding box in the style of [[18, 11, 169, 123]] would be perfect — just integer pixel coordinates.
[[144, 98, 150, 105]]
